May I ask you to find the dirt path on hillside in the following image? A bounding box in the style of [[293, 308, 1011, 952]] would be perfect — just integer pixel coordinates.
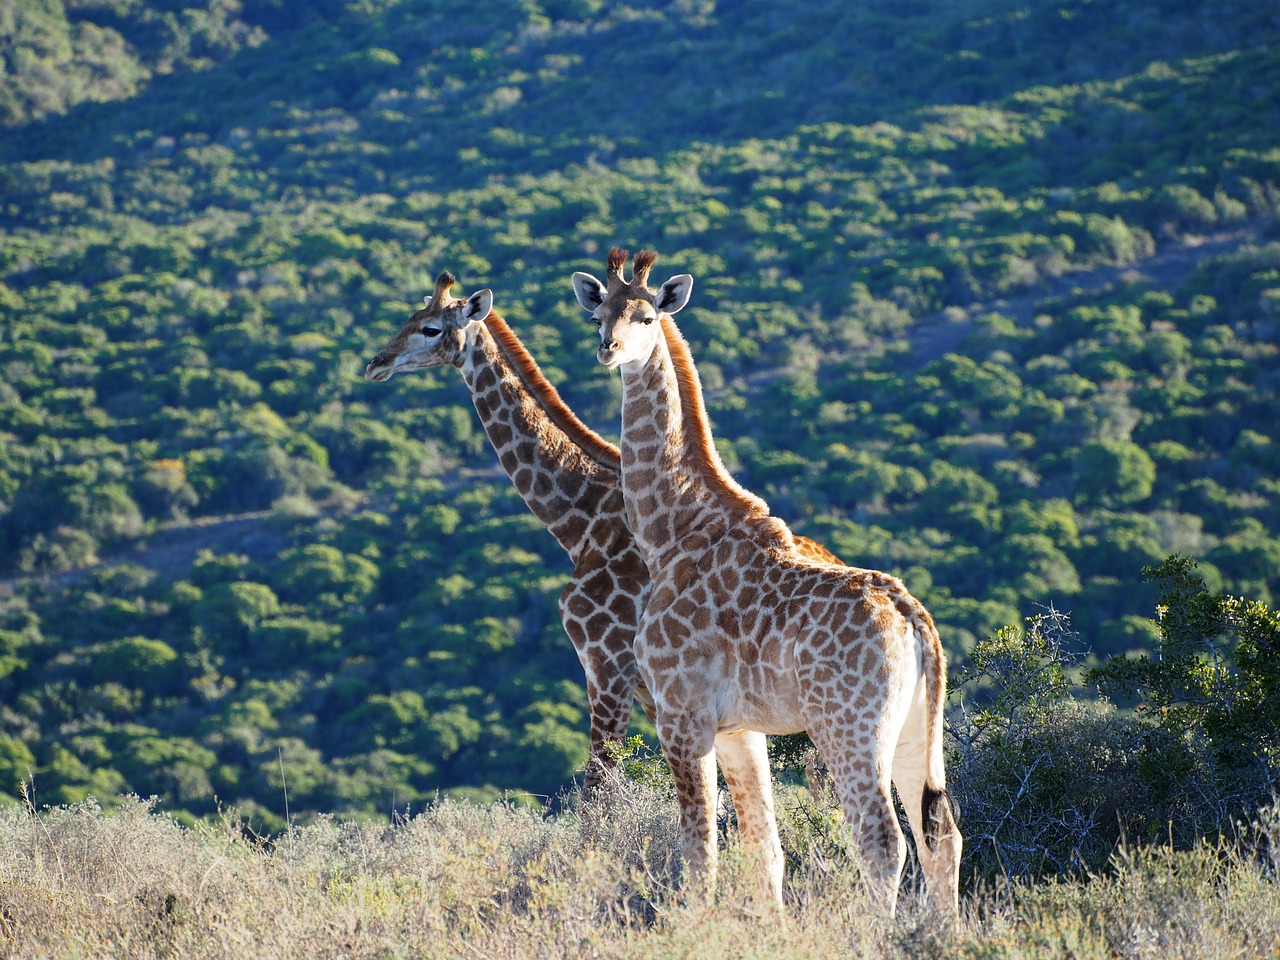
[[908, 226, 1259, 365], [0, 510, 283, 598]]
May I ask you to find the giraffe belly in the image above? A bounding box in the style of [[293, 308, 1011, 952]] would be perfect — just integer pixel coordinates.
[[715, 636, 807, 735]]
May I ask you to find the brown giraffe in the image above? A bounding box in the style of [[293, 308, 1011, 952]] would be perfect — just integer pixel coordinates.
[[572, 249, 961, 915], [362, 272, 842, 805], [364, 272, 648, 795]]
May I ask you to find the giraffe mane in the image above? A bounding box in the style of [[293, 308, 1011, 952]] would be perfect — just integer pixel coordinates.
[[482, 310, 622, 469], [659, 314, 778, 522]]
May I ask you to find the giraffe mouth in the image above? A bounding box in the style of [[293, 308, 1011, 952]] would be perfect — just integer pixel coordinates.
[[364, 358, 395, 381], [597, 345, 622, 370]]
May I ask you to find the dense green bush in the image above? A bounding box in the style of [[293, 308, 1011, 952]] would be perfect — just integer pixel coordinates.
[[1092, 556, 1280, 790], [950, 558, 1280, 882]]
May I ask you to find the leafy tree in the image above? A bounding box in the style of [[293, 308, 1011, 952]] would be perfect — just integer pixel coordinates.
[[114, 733, 218, 808], [253, 617, 342, 670], [92, 637, 181, 697], [1092, 556, 1280, 782], [200, 697, 278, 761], [0, 629, 30, 682], [40, 743, 127, 806], [193, 582, 282, 650], [1073, 438, 1156, 507], [422, 704, 483, 762], [991, 533, 1082, 599], [134, 458, 200, 520], [274, 544, 379, 611], [255, 737, 332, 809], [513, 701, 589, 797]]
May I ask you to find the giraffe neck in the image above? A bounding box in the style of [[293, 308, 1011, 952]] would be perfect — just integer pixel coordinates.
[[459, 312, 623, 559], [617, 316, 792, 567]]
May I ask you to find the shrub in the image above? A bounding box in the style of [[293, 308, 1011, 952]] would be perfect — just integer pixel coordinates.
[[948, 607, 1137, 879], [93, 637, 180, 697], [950, 558, 1280, 885], [1073, 438, 1156, 507], [7, 784, 1280, 957], [1090, 555, 1280, 813], [0, 734, 36, 800]]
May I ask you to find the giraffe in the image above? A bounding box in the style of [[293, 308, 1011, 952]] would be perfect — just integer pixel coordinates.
[[362, 272, 843, 805], [571, 249, 961, 916], [364, 272, 648, 796]]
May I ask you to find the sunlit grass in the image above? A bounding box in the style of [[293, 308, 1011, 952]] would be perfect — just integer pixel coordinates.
[[2, 782, 1278, 960]]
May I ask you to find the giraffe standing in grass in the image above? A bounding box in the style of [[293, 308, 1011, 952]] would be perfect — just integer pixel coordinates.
[[572, 249, 961, 915], [364, 272, 647, 795], [363, 272, 842, 801]]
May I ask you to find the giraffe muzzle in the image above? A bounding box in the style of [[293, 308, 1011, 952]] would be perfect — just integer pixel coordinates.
[[364, 356, 395, 381], [597, 341, 622, 369]]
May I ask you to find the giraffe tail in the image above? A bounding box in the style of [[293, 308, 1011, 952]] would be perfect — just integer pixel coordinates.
[[916, 610, 957, 852]]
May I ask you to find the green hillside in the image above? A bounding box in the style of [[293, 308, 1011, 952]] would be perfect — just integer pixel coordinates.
[[1, 0, 1279, 827]]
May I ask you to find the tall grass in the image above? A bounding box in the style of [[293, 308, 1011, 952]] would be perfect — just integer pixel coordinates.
[[2, 782, 1278, 959]]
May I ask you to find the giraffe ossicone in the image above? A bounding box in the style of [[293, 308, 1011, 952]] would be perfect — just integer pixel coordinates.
[[573, 247, 962, 916]]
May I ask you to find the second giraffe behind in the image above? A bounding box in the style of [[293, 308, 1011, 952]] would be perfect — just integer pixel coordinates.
[[572, 248, 962, 916]]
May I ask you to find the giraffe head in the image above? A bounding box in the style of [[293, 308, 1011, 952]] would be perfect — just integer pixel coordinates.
[[572, 248, 692, 370], [363, 271, 494, 381]]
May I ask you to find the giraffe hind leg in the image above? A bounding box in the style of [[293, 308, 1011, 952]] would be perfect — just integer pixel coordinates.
[[714, 729, 785, 910], [807, 724, 907, 916]]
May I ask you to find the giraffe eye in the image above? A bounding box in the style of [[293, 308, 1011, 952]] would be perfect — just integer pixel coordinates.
[[640, 316, 654, 325], [422, 325, 442, 337]]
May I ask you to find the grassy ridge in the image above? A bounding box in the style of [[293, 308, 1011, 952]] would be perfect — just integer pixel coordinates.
[[1, 789, 1278, 959]]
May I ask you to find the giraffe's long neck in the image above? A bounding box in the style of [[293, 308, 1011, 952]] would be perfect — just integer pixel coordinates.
[[460, 312, 624, 560], [617, 316, 792, 567]]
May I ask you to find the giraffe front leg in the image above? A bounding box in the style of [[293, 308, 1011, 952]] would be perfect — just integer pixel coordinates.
[[657, 715, 719, 904], [561, 601, 641, 802], [714, 729, 785, 911], [581, 666, 639, 800]]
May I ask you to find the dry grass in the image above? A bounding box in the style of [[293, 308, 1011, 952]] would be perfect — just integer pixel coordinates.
[[1, 784, 1278, 960]]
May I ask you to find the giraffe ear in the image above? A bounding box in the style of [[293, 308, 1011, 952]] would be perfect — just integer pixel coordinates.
[[572, 272, 607, 313], [464, 288, 493, 322], [655, 274, 693, 315]]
